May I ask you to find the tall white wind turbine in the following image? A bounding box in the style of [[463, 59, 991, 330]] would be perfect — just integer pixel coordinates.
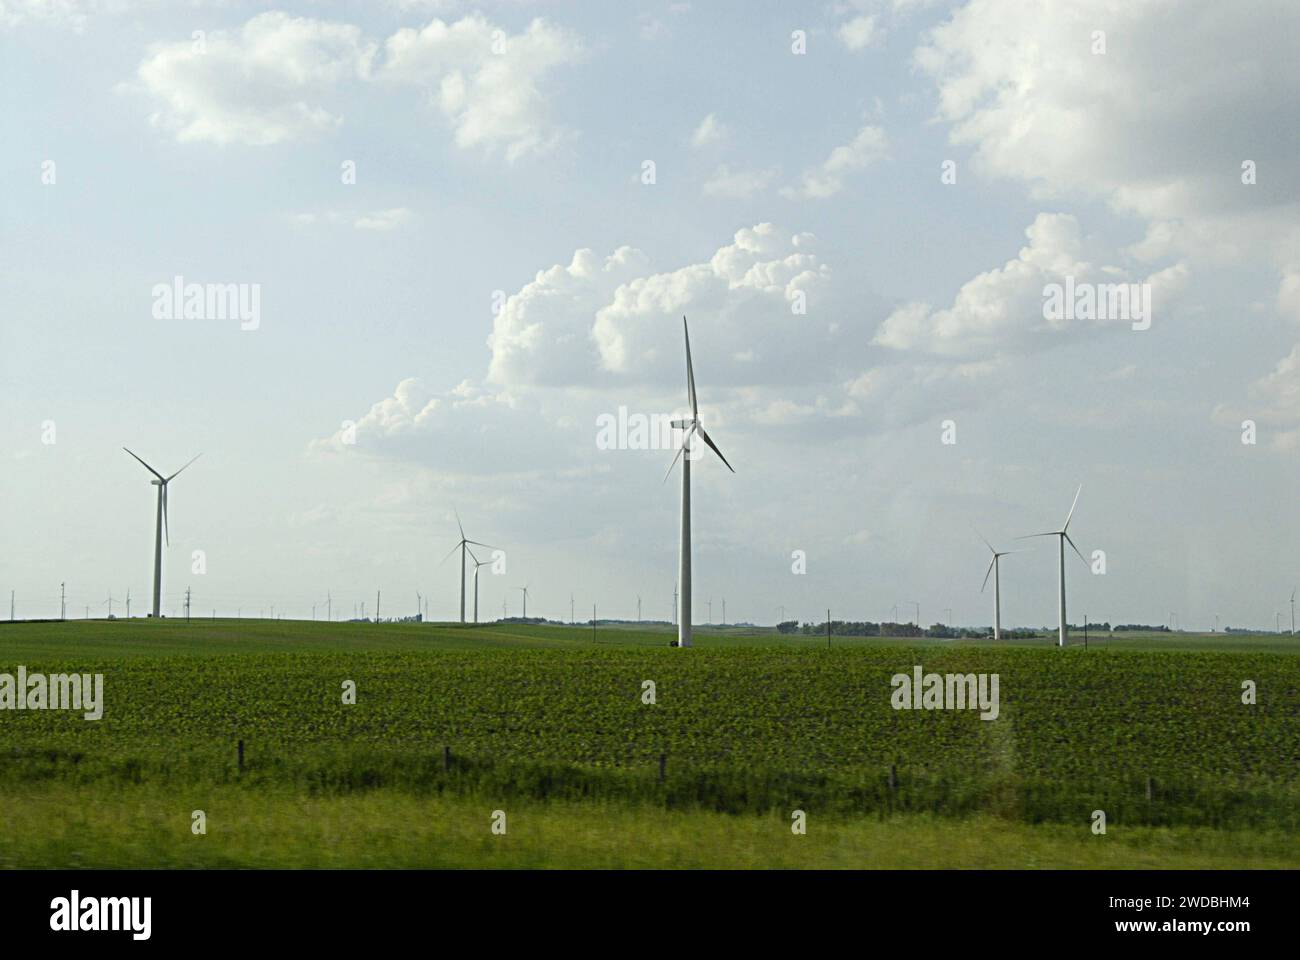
[[123, 448, 201, 618], [664, 316, 735, 648], [975, 530, 1023, 641], [440, 510, 494, 624], [1017, 485, 1086, 647]]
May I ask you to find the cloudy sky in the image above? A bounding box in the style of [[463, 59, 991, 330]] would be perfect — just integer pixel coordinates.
[[3, 0, 1299, 629]]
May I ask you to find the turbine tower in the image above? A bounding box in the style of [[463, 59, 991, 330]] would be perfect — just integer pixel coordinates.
[[440, 510, 494, 624], [469, 548, 491, 624], [517, 585, 530, 619], [664, 316, 734, 648], [975, 530, 1022, 641], [123, 448, 201, 618], [1018, 485, 1086, 648]]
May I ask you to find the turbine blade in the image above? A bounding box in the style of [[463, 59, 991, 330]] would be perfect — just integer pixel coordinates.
[[454, 508, 465, 541], [467, 546, 480, 565], [465, 539, 496, 550], [683, 316, 698, 418], [662, 423, 698, 483], [1063, 484, 1082, 530], [123, 447, 164, 481], [981, 556, 996, 593], [1015, 532, 1059, 540], [165, 452, 202, 482], [1064, 532, 1088, 566], [972, 526, 995, 554], [438, 541, 462, 565], [696, 425, 735, 473]]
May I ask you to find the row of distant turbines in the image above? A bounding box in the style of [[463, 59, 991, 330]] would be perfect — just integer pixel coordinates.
[[116, 319, 1292, 643]]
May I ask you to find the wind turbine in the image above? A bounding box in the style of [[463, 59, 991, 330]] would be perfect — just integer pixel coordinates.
[[1290, 589, 1295, 635], [975, 529, 1023, 641], [440, 510, 494, 624], [1017, 485, 1086, 648], [664, 317, 734, 648], [468, 548, 491, 624], [517, 585, 530, 620], [123, 448, 201, 618]]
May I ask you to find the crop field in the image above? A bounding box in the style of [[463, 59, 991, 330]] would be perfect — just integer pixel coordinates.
[[1, 619, 1297, 868]]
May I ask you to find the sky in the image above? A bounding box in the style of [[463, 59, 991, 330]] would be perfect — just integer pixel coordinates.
[[2, 0, 1299, 630]]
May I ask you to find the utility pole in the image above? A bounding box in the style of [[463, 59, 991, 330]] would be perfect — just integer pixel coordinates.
[[185, 587, 191, 622], [60, 582, 66, 621], [637, 595, 642, 623]]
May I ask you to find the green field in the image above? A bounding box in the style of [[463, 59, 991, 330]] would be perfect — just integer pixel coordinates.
[[1, 619, 1296, 868]]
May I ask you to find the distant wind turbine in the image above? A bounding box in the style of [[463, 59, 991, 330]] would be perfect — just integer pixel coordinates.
[[469, 548, 491, 624], [440, 509, 495, 624], [975, 529, 1024, 641], [517, 585, 530, 619], [1017, 485, 1087, 647], [664, 317, 734, 648], [1291, 589, 1295, 635], [123, 448, 201, 618]]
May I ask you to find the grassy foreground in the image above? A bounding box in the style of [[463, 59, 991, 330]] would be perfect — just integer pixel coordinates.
[[2, 618, 1296, 868], [2, 782, 1297, 869]]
